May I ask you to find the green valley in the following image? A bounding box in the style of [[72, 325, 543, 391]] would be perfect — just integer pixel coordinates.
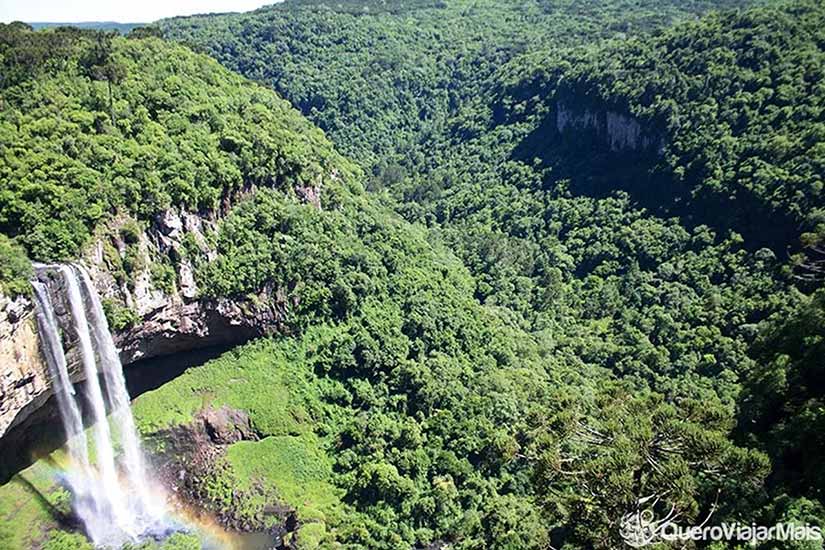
[[0, 0, 823, 549]]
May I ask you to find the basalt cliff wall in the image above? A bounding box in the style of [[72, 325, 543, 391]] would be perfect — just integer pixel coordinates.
[[0, 205, 289, 441], [554, 99, 664, 154]]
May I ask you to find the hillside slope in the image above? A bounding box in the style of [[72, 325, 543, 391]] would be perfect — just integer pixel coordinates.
[[507, 0, 825, 252], [0, 23, 351, 265], [160, 0, 759, 173], [157, 0, 825, 545], [0, 21, 793, 550]]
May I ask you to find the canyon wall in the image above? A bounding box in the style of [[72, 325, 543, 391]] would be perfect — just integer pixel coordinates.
[[555, 100, 664, 153], [0, 207, 287, 440], [0, 293, 48, 440], [0, 168, 325, 444]]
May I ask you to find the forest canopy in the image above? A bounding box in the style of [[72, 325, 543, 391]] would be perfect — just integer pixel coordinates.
[[160, 0, 825, 546], [0, 23, 352, 264], [1, 0, 824, 548]]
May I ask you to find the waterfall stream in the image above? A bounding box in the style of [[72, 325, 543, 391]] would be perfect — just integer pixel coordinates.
[[31, 280, 100, 539], [31, 264, 169, 547], [78, 267, 166, 523]]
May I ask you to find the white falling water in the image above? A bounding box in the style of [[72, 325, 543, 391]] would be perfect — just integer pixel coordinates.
[[32, 265, 169, 547], [62, 265, 135, 539], [76, 265, 166, 523], [31, 281, 102, 542]]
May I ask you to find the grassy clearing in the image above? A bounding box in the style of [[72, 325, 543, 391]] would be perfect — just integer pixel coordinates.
[[0, 336, 341, 548], [132, 339, 322, 438], [227, 434, 342, 522], [0, 449, 74, 549], [131, 337, 343, 546]]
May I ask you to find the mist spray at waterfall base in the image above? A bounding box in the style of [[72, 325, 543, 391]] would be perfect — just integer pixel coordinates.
[[32, 264, 175, 548]]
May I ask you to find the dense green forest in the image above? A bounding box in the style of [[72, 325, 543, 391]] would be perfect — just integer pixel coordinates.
[[29, 22, 143, 34], [1, 0, 824, 548], [508, 1, 825, 252], [159, 0, 759, 177], [161, 0, 825, 547], [0, 22, 350, 263]]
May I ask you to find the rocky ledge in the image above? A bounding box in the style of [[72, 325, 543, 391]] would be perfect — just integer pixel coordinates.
[[153, 406, 301, 548], [0, 206, 288, 442], [555, 99, 664, 153]]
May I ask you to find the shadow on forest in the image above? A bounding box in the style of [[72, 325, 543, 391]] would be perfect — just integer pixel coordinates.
[[510, 109, 800, 253]]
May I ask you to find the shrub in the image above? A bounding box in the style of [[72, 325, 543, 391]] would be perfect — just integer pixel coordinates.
[[0, 235, 32, 297]]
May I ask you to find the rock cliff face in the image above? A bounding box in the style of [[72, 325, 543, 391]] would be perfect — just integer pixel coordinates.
[[555, 100, 663, 153], [0, 293, 49, 440], [86, 208, 287, 367], [0, 171, 325, 446], [0, 204, 295, 441]]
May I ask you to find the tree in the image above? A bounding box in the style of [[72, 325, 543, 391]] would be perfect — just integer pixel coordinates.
[[79, 31, 125, 124]]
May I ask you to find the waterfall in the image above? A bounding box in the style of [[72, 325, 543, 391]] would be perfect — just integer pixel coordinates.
[[31, 281, 102, 541], [77, 266, 166, 522], [63, 265, 135, 538], [32, 264, 168, 547]]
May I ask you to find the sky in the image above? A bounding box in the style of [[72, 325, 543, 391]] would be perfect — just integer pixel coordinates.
[[0, 0, 279, 23]]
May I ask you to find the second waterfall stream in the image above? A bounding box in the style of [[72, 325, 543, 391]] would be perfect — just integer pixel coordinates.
[[31, 264, 169, 547]]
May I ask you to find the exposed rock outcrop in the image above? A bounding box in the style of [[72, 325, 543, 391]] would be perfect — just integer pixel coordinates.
[[0, 293, 51, 439], [115, 290, 284, 366], [202, 406, 258, 445], [555, 100, 663, 153], [0, 206, 290, 441]]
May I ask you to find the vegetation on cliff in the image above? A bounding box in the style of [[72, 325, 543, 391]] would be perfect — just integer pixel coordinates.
[[1, 0, 825, 549], [0, 23, 353, 264], [509, 0, 825, 252]]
